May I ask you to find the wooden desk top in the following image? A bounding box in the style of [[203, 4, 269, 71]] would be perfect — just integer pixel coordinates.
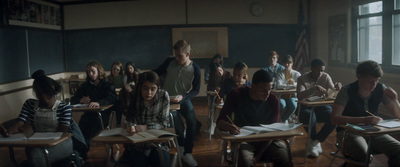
[[298, 100, 335, 106], [71, 104, 113, 112], [272, 88, 297, 95], [220, 129, 303, 143], [170, 103, 180, 111], [0, 133, 73, 147]]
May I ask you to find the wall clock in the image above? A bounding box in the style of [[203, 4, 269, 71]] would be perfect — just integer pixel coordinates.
[[250, 3, 264, 17]]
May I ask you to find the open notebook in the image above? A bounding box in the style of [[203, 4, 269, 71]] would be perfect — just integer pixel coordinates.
[[98, 128, 177, 143], [0, 132, 63, 142], [231, 123, 302, 137], [306, 88, 338, 102]]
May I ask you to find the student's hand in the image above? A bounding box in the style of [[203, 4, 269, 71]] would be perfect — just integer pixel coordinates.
[[315, 85, 327, 96], [9, 121, 24, 134], [126, 125, 136, 135], [80, 96, 91, 104], [366, 116, 383, 125], [170, 95, 183, 103], [88, 102, 100, 108], [384, 87, 398, 102], [216, 98, 224, 105], [135, 125, 148, 132], [334, 82, 342, 90], [227, 124, 241, 135], [287, 79, 295, 85]]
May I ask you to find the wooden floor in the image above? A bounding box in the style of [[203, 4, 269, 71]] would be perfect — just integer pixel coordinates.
[[0, 97, 392, 167]]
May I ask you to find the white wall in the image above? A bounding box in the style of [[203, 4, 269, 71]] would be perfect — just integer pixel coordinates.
[[64, 0, 298, 30]]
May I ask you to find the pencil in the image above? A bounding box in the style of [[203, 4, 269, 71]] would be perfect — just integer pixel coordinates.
[[226, 115, 235, 125], [0, 124, 6, 131], [366, 110, 376, 117], [215, 90, 221, 99]]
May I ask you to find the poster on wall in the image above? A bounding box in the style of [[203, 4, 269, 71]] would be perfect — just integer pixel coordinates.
[[7, 0, 61, 30], [172, 27, 229, 59], [328, 14, 347, 66]]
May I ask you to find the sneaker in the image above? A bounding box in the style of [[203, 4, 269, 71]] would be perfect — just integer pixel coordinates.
[[308, 140, 321, 158], [211, 122, 216, 135], [182, 153, 198, 166]]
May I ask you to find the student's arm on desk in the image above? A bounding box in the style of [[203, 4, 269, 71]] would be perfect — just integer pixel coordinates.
[[331, 104, 382, 125], [297, 78, 318, 101], [383, 87, 400, 119], [97, 82, 117, 106]]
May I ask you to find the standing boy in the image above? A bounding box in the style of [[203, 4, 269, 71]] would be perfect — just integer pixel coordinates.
[[154, 40, 201, 166], [331, 60, 400, 166], [297, 58, 341, 157], [216, 70, 290, 167]]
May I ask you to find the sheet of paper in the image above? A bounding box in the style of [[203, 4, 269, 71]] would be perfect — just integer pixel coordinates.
[[71, 104, 89, 108], [29, 132, 63, 140], [260, 123, 302, 131], [377, 119, 400, 128], [98, 128, 127, 136], [0, 133, 27, 142]]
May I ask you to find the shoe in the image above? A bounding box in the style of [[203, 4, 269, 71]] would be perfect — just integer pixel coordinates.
[[308, 140, 320, 158], [211, 122, 216, 135], [181, 153, 198, 166]]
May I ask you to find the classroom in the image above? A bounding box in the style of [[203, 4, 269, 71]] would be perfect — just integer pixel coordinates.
[[1, 0, 400, 166]]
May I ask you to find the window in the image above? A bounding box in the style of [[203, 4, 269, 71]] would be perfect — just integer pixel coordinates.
[[353, 0, 400, 70]]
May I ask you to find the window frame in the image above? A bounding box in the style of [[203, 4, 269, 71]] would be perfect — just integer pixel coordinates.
[[351, 0, 400, 73]]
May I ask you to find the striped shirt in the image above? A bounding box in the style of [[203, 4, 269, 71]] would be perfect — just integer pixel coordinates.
[[17, 99, 72, 127]]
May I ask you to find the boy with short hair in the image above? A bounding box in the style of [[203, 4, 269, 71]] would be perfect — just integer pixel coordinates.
[[331, 60, 400, 166], [216, 70, 290, 167], [153, 40, 201, 166]]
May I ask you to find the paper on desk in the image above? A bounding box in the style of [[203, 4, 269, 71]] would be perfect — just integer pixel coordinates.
[[98, 127, 128, 136], [0, 133, 27, 142], [29, 132, 63, 140], [261, 123, 302, 131], [71, 104, 89, 108], [377, 119, 400, 128]]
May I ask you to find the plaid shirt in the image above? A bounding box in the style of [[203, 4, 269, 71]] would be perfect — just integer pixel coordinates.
[[126, 89, 170, 153]]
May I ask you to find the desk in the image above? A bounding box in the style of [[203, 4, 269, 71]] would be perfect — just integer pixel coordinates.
[[72, 104, 113, 131], [272, 88, 296, 98], [298, 100, 334, 163], [330, 123, 400, 167], [92, 128, 176, 167], [220, 129, 303, 167], [0, 133, 73, 167], [206, 91, 219, 140]]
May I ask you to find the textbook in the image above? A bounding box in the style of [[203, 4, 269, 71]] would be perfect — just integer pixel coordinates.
[[232, 123, 302, 137], [346, 123, 380, 131], [98, 128, 177, 143], [377, 119, 400, 128], [29, 132, 63, 140], [0, 133, 27, 142]]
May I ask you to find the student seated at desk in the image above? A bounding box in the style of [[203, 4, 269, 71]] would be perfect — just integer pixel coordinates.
[[216, 70, 289, 167], [107, 61, 125, 89], [297, 58, 342, 158], [204, 54, 224, 85], [331, 60, 400, 166], [276, 55, 301, 122], [107, 61, 125, 127], [217, 62, 251, 104], [261, 51, 285, 80], [9, 70, 73, 167], [121, 71, 171, 167], [120, 61, 140, 114], [70, 61, 117, 148], [207, 62, 232, 92]]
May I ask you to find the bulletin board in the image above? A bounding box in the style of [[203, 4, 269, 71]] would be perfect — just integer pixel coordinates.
[[328, 14, 347, 66]]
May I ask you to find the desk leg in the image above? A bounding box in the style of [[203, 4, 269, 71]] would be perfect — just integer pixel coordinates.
[[232, 142, 241, 167], [43, 148, 51, 167], [98, 112, 105, 131], [8, 147, 18, 167], [365, 138, 372, 167], [156, 143, 166, 167], [304, 106, 315, 163], [284, 139, 294, 167]]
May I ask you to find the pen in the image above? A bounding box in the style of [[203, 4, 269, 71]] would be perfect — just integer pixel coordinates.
[[215, 90, 221, 99], [366, 110, 376, 117]]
